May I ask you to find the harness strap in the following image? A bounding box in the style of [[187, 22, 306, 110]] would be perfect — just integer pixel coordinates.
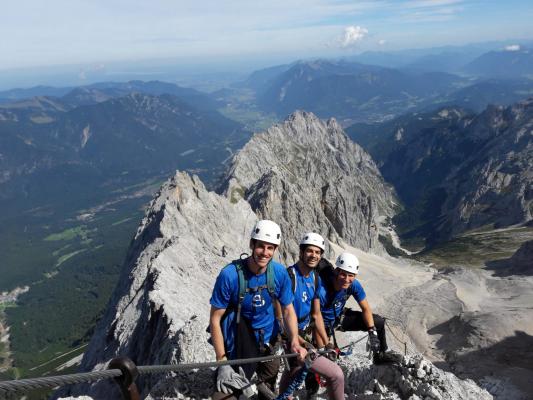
[[235, 258, 280, 336]]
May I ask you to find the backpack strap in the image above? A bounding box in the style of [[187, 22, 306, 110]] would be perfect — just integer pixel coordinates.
[[288, 266, 297, 293], [235, 260, 246, 324], [288, 265, 319, 294], [266, 260, 276, 298]]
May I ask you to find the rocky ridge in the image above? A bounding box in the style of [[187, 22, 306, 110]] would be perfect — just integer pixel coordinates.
[[55, 113, 496, 399], [56, 171, 258, 399], [220, 111, 396, 263]]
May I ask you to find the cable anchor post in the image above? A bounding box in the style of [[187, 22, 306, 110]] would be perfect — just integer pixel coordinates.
[[108, 357, 141, 400]]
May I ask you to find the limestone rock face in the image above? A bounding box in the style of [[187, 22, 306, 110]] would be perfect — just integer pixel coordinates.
[[220, 111, 396, 262], [352, 99, 532, 244], [56, 171, 257, 399], [342, 354, 492, 400], [444, 100, 533, 238]]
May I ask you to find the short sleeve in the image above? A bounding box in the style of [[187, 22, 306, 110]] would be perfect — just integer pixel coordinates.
[[350, 280, 366, 303], [210, 265, 236, 309], [274, 263, 294, 306]]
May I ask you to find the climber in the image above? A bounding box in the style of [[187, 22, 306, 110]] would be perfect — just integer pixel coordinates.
[[209, 219, 307, 400], [317, 252, 399, 364], [279, 232, 344, 400]]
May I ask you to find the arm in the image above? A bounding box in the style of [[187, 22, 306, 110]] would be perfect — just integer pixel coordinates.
[[311, 298, 329, 348], [358, 298, 375, 330], [282, 303, 307, 360], [209, 306, 228, 361]]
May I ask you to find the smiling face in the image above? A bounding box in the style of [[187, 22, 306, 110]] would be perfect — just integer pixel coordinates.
[[300, 244, 322, 269], [334, 268, 356, 290], [250, 239, 276, 269]]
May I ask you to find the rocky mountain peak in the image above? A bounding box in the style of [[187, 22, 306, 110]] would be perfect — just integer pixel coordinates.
[[219, 111, 396, 263]]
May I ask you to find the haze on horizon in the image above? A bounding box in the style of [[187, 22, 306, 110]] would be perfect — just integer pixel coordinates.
[[0, 0, 533, 90], [3, 0, 533, 72]]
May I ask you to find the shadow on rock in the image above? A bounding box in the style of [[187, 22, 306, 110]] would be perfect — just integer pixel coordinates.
[[484, 240, 533, 277], [432, 327, 533, 399]]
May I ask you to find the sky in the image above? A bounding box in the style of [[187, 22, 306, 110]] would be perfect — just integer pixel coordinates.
[[2, 0, 533, 72]]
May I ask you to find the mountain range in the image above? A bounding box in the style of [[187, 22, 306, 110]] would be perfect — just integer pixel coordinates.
[[0, 89, 247, 217], [347, 99, 533, 245], [1, 50, 532, 393], [464, 48, 533, 79], [251, 59, 464, 123], [225, 56, 533, 126], [0, 85, 250, 379]]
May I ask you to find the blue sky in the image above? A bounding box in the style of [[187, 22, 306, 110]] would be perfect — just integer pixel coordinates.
[[2, 0, 533, 71]]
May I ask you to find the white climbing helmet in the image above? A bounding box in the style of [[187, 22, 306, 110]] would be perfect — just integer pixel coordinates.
[[251, 220, 282, 246], [300, 232, 326, 251], [335, 252, 359, 275]]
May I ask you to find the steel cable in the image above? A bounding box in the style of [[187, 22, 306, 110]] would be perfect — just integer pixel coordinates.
[[384, 318, 410, 355], [137, 353, 301, 375], [0, 352, 306, 395], [0, 369, 122, 395]]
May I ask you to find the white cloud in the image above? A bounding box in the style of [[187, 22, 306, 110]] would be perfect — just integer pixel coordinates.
[[378, 39, 387, 45], [78, 64, 106, 81], [339, 26, 368, 48], [504, 44, 521, 51]]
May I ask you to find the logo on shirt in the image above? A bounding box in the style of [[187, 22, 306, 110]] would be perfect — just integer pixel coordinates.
[[252, 293, 266, 308], [302, 292, 308, 303]]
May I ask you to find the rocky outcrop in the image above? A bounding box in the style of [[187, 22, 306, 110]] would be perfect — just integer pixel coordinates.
[[342, 354, 492, 400], [56, 171, 257, 398], [220, 111, 396, 262]]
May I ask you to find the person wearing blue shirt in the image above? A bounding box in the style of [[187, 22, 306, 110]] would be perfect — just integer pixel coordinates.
[[279, 232, 344, 400], [318, 252, 398, 364], [209, 220, 307, 400]]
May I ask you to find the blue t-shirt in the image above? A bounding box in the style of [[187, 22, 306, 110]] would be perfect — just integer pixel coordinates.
[[288, 264, 322, 331], [210, 260, 293, 345], [319, 279, 366, 327]]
